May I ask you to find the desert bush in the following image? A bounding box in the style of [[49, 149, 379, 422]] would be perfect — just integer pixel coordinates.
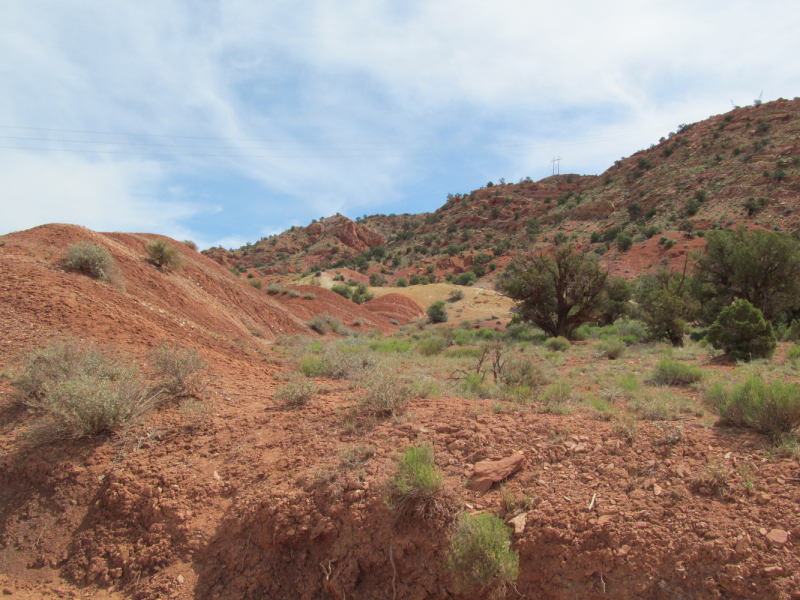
[[788, 345, 800, 364], [784, 320, 800, 342], [146, 240, 183, 270], [150, 343, 209, 398], [352, 317, 363, 326], [308, 316, 328, 334], [331, 284, 353, 300], [12, 340, 157, 439], [351, 282, 374, 304], [266, 283, 283, 294], [12, 340, 116, 403], [65, 242, 118, 282], [396, 277, 408, 288], [248, 278, 263, 290], [707, 376, 800, 435], [29, 370, 155, 439], [388, 318, 400, 325], [706, 300, 776, 361], [182, 240, 198, 251], [455, 271, 476, 286], [447, 512, 519, 599], [598, 338, 626, 359], [616, 233, 633, 251], [449, 289, 465, 302], [287, 288, 300, 298], [359, 369, 413, 416], [388, 443, 446, 520], [427, 301, 449, 323], [274, 375, 317, 407], [299, 346, 373, 380], [617, 373, 640, 395], [501, 356, 552, 390], [648, 358, 702, 386], [546, 337, 570, 352], [543, 380, 572, 413], [418, 338, 445, 356], [630, 388, 688, 421], [303, 292, 316, 300]]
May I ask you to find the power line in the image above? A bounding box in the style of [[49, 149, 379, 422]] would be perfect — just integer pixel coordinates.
[[0, 123, 676, 150]]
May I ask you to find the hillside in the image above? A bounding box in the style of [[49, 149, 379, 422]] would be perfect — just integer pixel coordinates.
[[2, 101, 800, 600], [206, 97, 800, 287]]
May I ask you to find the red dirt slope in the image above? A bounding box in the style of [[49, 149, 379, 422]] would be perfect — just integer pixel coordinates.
[[363, 293, 425, 324], [0, 224, 400, 359]]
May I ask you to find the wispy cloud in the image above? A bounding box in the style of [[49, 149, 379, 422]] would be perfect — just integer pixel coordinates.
[[1, 0, 798, 247]]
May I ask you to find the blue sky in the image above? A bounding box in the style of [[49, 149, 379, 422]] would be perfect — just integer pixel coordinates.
[[1, 1, 799, 249]]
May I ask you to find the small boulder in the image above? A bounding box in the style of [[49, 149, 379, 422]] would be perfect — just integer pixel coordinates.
[[467, 452, 525, 492], [508, 513, 527, 535], [766, 529, 789, 548]]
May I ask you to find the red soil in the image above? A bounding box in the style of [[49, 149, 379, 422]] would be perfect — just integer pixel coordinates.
[[1, 224, 800, 600], [363, 293, 425, 324]]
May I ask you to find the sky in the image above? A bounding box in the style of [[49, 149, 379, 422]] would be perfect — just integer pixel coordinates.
[[1, 1, 799, 250]]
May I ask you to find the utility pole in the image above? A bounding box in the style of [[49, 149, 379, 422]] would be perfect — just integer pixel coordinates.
[[551, 157, 562, 176]]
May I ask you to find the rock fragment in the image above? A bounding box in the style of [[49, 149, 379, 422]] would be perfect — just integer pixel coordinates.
[[467, 452, 525, 492]]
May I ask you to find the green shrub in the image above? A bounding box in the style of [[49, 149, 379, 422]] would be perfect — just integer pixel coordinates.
[[182, 240, 198, 251], [286, 288, 300, 298], [12, 340, 158, 439], [629, 388, 688, 421], [65, 242, 118, 282], [648, 358, 702, 386], [266, 283, 283, 294], [303, 292, 316, 300], [707, 376, 800, 435], [418, 338, 445, 356], [248, 278, 263, 290], [12, 339, 116, 404], [359, 369, 413, 416], [299, 346, 373, 380], [544, 380, 572, 412], [501, 356, 552, 390], [598, 338, 626, 359], [396, 277, 408, 287], [150, 342, 209, 398], [546, 337, 570, 352], [447, 512, 520, 598], [274, 375, 317, 407], [784, 319, 800, 341], [788, 345, 800, 362], [331, 284, 353, 300], [389, 443, 445, 520], [449, 289, 465, 302], [455, 271, 476, 286], [146, 240, 183, 270], [351, 282, 374, 304], [617, 373, 641, 395], [427, 301, 449, 323], [307, 316, 328, 334], [616, 233, 633, 251], [706, 300, 776, 361]]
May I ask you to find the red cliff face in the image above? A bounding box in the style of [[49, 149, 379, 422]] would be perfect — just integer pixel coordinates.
[[318, 216, 383, 252]]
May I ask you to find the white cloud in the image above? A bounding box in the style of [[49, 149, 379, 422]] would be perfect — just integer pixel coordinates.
[[0, 0, 798, 240], [0, 152, 203, 238]]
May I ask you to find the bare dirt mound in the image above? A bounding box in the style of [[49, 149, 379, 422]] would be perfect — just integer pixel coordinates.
[[267, 284, 401, 334], [363, 293, 425, 324]]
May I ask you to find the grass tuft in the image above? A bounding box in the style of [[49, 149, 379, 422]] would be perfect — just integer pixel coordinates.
[[447, 512, 520, 599]]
